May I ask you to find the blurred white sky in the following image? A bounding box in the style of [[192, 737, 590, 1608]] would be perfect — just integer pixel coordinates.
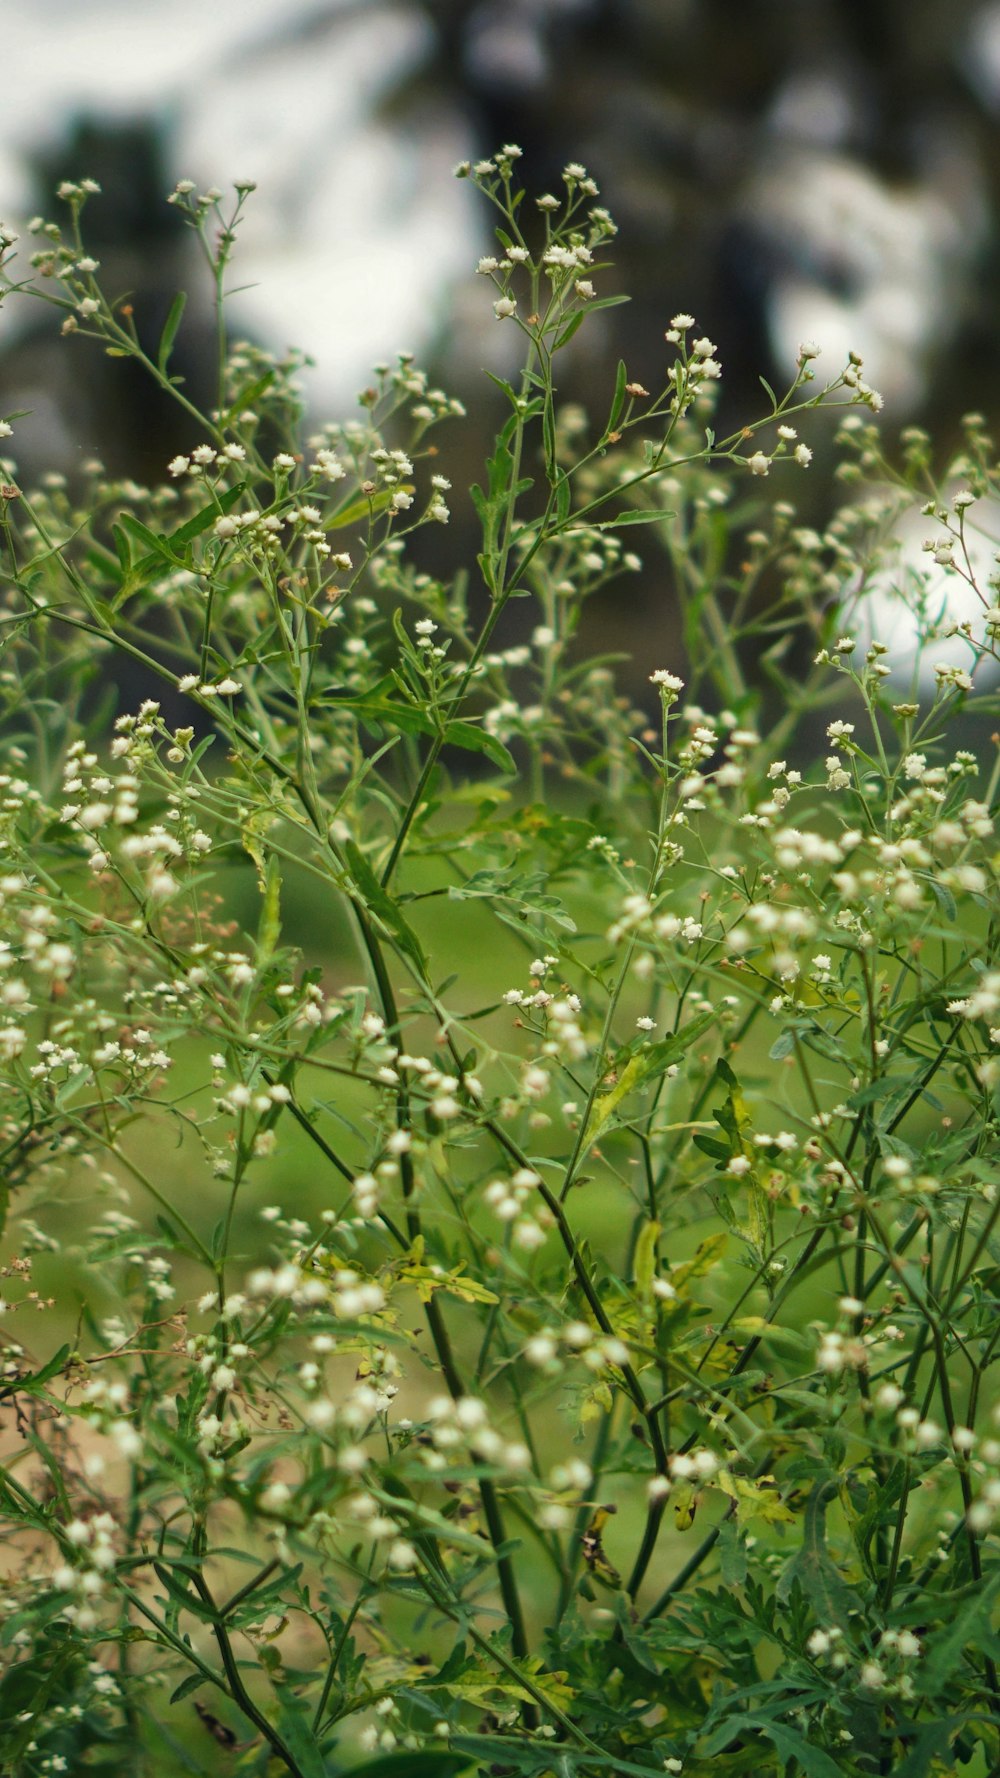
[[1, 1, 996, 415], [0, 0, 476, 411]]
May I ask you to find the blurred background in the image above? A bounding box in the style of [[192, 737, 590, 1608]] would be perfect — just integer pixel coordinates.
[[3, 0, 1000, 670], [4, 0, 1000, 450]]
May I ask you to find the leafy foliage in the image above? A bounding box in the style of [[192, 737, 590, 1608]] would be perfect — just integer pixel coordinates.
[[0, 155, 998, 1777]]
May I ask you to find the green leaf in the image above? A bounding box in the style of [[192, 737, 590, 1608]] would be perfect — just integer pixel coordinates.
[[272, 1686, 329, 1778], [692, 1133, 731, 1160], [555, 468, 571, 522], [152, 1563, 218, 1623], [607, 358, 628, 434], [443, 720, 516, 774], [343, 841, 428, 977], [326, 486, 399, 530], [581, 1010, 715, 1148], [452, 1736, 662, 1777], [893, 1716, 966, 1778], [633, 1219, 660, 1294], [586, 292, 631, 314], [220, 369, 275, 428], [483, 370, 520, 410], [346, 1755, 472, 1778], [256, 853, 282, 967], [111, 522, 133, 576], [19, 1344, 70, 1393], [487, 437, 514, 504], [589, 508, 675, 530], [117, 485, 244, 580], [921, 1569, 1000, 1688], [701, 1715, 842, 1777], [169, 1672, 210, 1705], [171, 482, 244, 547], [775, 1474, 856, 1633], [157, 290, 187, 373], [552, 308, 586, 352], [717, 1515, 748, 1587], [118, 510, 176, 566], [917, 871, 957, 921], [447, 867, 576, 931]]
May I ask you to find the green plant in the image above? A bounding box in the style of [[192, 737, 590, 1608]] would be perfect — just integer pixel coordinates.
[[0, 152, 998, 1778]]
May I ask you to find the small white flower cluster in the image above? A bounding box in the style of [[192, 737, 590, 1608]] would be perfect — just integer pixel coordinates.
[[667, 1447, 720, 1482], [607, 891, 702, 948], [960, 1415, 996, 1529], [50, 1513, 120, 1632], [483, 1167, 554, 1251], [522, 1320, 629, 1373], [418, 1393, 530, 1475], [662, 328, 723, 420]]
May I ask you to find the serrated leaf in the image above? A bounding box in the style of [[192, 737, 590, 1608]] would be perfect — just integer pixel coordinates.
[[716, 1469, 796, 1526], [452, 1737, 663, 1778], [272, 1685, 329, 1778], [775, 1474, 857, 1632], [701, 1714, 842, 1777], [671, 1232, 728, 1289], [893, 1716, 967, 1778], [921, 1570, 1000, 1689]]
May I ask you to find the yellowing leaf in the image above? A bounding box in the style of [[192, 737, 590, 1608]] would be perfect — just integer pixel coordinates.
[[672, 1232, 728, 1292], [579, 1378, 613, 1424], [717, 1469, 796, 1526], [397, 1257, 498, 1306], [672, 1482, 698, 1530], [634, 1219, 661, 1295], [581, 1011, 716, 1149], [581, 1505, 622, 1589]]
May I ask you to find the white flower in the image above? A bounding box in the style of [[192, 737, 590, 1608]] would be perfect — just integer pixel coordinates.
[[387, 1539, 417, 1571], [747, 451, 770, 476], [493, 297, 517, 320]]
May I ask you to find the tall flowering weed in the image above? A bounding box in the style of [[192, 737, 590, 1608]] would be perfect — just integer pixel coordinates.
[[0, 156, 998, 1777]]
